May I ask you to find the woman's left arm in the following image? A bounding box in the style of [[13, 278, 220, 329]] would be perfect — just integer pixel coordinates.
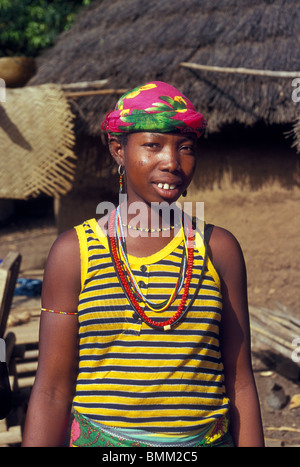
[[209, 227, 265, 447]]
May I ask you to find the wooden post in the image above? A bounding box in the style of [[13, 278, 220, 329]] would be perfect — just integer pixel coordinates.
[[0, 252, 22, 339]]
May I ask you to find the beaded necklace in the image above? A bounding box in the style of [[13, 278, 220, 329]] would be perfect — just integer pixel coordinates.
[[116, 206, 187, 312], [108, 207, 196, 331], [122, 223, 180, 233]]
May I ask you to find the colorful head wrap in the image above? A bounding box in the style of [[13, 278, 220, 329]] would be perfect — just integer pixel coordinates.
[[101, 81, 207, 139]]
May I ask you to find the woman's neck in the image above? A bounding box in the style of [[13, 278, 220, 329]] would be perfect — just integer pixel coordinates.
[[118, 200, 181, 231], [115, 201, 182, 257]]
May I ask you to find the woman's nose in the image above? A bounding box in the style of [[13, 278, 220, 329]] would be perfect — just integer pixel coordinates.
[[160, 145, 180, 171]]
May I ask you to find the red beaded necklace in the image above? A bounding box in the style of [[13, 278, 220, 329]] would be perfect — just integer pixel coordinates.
[[108, 208, 195, 331]]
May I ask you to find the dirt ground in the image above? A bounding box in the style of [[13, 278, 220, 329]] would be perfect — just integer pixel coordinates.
[[1, 184, 300, 447]]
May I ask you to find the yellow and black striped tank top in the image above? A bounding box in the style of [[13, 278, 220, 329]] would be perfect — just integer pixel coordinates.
[[73, 218, 230, 435]]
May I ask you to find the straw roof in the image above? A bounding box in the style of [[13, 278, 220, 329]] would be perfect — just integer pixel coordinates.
[[29, 0, 300, 136]]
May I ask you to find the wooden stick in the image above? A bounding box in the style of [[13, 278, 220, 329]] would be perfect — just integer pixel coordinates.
[[250, 322, 294, 351], [265, 426, 300, 434], [65, 88, 128, 98], [249, 307, 299, 344], [60, 79, 108, 89], [180, 62, 300, 78]]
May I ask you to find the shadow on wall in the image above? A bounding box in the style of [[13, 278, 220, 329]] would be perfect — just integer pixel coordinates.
[[192, 123, 300, 192]]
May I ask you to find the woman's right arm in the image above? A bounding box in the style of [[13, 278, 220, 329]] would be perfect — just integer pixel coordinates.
[[22, 229, 81, 447]]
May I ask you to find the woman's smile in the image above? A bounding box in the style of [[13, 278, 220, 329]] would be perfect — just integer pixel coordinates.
[[118, 132, 197, 205], [152, 180, 182, 200]]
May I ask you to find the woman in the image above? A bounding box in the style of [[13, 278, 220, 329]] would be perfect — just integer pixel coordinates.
[[22, 81, 264, 447]]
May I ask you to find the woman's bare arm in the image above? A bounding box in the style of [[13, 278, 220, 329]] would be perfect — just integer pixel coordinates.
[[22, 229, 81, 447], [209, 226, 264, 447]]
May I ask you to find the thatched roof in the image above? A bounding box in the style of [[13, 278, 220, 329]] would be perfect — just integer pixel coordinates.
[[29, 0, 300, 137]]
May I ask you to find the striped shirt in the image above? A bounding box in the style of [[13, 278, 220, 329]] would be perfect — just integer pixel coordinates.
[[73, 218, 230, 435]]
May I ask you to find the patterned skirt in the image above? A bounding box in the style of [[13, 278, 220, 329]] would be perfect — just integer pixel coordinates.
[[69, 410, 234, 447]]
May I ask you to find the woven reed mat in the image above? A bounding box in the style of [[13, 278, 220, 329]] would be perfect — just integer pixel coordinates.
[[0, 83, 76, 199]]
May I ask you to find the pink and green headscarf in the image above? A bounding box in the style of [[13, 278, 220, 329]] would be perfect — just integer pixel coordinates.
[[101, 81, 207, 138]]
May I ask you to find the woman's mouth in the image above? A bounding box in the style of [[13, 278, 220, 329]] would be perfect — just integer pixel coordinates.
[[153, 181, 182, 199], [157, 182, 177, 191]]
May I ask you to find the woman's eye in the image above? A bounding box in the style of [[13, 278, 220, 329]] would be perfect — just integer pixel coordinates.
[[181, 145, 195, 153], [144, 142, 160, 148]]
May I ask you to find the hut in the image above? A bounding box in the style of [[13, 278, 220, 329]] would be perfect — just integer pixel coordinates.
[[28, 0, 300, 312]]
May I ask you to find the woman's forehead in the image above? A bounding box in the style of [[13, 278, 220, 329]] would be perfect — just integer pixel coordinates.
[[127, 131, 197, 142]]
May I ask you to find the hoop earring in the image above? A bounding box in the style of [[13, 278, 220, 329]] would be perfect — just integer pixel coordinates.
[[118, 165, 125, 193], [182, 189, 187, 197]]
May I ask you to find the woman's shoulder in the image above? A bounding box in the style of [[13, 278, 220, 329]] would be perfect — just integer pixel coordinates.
[[44, 228, 80, 282], [48, 227, 79, 257], [42, 227, 81, 305], [208, 225, 245, 277], [209, 225, 241, 247]]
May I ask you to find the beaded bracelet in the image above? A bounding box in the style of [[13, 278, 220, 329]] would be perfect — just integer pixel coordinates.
[[41, 307, 78, 316]]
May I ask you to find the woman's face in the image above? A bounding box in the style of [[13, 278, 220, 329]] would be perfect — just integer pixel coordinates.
[[111, 132, 197, 206]]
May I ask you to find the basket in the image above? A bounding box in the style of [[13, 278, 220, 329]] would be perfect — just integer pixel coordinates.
[[0, 83, 76, 199]]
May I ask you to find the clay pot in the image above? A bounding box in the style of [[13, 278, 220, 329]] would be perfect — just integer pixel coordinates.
[[0, 56, 36, 87]]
